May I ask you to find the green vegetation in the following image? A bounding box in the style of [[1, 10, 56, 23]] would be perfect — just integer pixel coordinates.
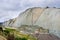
[[0, 27, 36, 40], [15, 37, 27, 40], [0, 25, 49, 40]]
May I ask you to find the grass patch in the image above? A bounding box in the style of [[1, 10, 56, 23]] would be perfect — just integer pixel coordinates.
[[0, 27, 36, 40]]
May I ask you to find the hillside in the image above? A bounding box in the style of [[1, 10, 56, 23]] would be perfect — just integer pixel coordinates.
[[3, 7, 60, 38]]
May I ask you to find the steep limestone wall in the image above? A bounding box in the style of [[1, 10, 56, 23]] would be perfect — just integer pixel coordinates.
[[3, 7, 60, 37]]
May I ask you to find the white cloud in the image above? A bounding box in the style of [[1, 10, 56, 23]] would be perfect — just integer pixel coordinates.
[[0, 0, 60, 22]]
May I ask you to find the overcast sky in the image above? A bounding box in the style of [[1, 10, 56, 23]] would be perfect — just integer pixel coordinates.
[[0, 0, 60, 22]]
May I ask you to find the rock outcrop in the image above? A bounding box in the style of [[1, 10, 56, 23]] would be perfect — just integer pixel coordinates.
[[3, 7, 60, 37]]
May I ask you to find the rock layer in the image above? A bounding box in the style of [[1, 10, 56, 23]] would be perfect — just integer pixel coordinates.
[[3, 7, 60, 37]]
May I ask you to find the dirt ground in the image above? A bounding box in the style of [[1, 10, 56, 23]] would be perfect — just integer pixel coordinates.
[[0, 35, 7, 40]]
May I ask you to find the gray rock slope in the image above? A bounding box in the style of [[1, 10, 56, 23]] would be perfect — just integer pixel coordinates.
[[3, 7, 60, 37]]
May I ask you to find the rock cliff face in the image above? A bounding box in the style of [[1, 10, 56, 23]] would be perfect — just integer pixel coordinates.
[[3, 7, 60, 37]]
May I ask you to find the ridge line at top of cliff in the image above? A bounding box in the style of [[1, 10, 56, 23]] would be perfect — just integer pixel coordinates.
[[19, 6, 60, 15], [3, 7, 60, 23]]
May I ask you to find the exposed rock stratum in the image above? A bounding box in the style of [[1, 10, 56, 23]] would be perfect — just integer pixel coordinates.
[[3, 7, 60, 38]]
